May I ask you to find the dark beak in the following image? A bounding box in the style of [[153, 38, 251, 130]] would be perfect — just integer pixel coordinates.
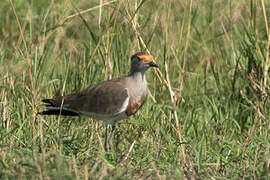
[[148, 61, 159, 68]]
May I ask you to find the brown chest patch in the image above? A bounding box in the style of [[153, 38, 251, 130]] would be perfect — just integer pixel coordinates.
[[125, 99, 146, 116]]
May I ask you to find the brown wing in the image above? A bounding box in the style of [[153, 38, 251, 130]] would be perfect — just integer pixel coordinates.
[[41, 78, 129, 116]]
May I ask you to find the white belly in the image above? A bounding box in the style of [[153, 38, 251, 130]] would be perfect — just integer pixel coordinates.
[[79, 111, 128, 125]]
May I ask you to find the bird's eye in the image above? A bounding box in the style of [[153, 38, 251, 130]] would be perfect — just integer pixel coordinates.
[[137, 57, 143, 61]]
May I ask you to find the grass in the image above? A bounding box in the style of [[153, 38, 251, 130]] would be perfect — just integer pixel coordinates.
[[0, 0, 270, 179]]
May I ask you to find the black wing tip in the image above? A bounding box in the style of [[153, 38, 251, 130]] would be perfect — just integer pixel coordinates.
[[42, 98, 53, 105], [38, 109, 79, 116]]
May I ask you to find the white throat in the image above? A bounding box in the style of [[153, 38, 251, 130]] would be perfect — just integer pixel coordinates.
[[132, 71, 147, 83]]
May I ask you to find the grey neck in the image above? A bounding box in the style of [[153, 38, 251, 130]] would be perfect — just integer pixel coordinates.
[[130, 71, 147, 82]]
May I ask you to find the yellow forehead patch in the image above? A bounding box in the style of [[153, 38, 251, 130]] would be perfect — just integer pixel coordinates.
[[138, 54, 154, 63]]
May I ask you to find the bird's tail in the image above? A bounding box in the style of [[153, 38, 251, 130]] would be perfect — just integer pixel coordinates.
[[39, 98, 79, 116]]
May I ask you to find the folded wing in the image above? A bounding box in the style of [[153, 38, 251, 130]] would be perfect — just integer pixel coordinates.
[[40, 79, 129, 117]]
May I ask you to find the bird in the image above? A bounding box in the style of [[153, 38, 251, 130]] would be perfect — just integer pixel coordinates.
[[40, 52, 158, 151]]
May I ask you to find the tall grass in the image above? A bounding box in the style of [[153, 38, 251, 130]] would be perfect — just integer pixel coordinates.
[[0, 0, 269, 179]]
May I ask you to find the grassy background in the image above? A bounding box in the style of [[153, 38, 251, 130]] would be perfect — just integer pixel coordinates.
[[1, 0, 270, 179]]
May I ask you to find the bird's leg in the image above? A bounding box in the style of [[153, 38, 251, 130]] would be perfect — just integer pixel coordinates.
[[104, 124, 110, 151], [108, 123, 116, 150]]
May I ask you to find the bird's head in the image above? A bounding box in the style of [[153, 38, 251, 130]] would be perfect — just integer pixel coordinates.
[[130, 52, 158, 73]]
